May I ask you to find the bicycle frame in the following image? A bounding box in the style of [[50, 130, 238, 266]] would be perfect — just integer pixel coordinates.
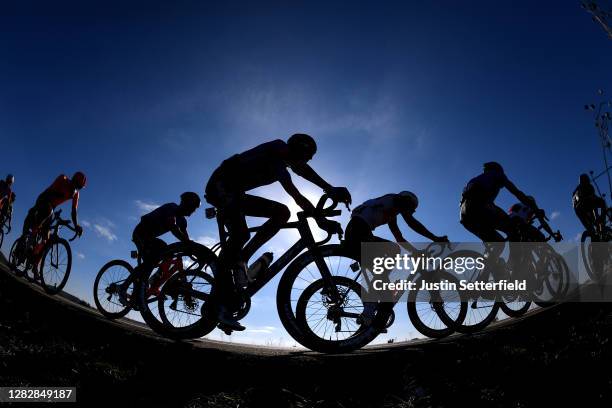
[[215, 211, 337, 299]]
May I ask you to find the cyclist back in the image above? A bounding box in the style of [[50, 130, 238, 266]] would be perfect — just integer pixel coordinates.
[[205, 134, 351, 330], [573, 173, 606, 236], [22, 172, 87, 238], [120, 192, 201, 303]]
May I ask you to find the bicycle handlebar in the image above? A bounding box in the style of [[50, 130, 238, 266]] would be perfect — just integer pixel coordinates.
[[50, 210, 80, 242], [303, 194, 344, 246]]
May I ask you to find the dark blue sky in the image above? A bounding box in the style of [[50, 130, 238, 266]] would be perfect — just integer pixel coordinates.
[[1, 1, 609, 344]]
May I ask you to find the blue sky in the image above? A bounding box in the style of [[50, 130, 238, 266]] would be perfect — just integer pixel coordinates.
[[0, 0, 610, 345]]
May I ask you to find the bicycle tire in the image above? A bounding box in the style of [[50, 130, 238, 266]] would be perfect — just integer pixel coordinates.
[[407, 270, 467, 339], [447, 250, 501, 334], [277, 244, 384, 353], [40, 237, 72, 295], [158, 269, 218, 339], [136, 241, 219, 339], [93, 259, 134, 319], [8, 236, 26, 275]]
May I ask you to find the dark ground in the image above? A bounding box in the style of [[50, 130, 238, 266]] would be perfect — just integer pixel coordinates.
[[1, 257, 612, 407]]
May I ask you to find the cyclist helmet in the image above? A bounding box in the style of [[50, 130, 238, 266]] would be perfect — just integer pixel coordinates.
[[72, 171, 87, 189], [180, 191, 201, 209], [287, 133, 317, 161], [398, 191, 419, 209], [579, 173, 590, 185], [483, 161, 504, 174], [6, 174, 14, 185]]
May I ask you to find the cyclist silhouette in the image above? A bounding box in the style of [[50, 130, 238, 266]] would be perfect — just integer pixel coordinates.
[[205, 134, 351, 330], [460, 162, 545, 258], [344, 191, 448, 325], [0, 192, 15, 233], [0, 174, 15, 231], [22, 172, 87, 238], [344, 191, 448, 256], [0, 174, 14, 211], [118, 192, 201, 305], [573, 173, 606, 236]]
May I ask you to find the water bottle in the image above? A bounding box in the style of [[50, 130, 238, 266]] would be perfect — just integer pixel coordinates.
[[247, 252, 273, 282]]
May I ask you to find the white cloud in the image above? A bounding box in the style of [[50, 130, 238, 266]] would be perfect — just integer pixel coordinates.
[[93, 224, 118, 242], [550, 211, 560, 220], [135, 200, 160, 213], [76, 252, 85, 259], [81, 220, 91, 228]]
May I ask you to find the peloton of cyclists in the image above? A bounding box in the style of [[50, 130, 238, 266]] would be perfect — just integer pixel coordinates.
[[205, 133, 351, 331]]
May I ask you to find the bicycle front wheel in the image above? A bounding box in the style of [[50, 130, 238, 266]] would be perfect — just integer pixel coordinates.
[[277, 244, 384, 353], [137, 242, 220, 339], [157, 269, 216, 339], [407, 270, 467, 339], [9, 236, 27, 276], [40, 238, 72, 295], [93, 260, 134, 319], [448, 250, 500, 334]]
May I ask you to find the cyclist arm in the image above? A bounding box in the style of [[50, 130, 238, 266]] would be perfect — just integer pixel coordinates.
[[400, 211, 446, 242], [71, 193, 80, 230], [504, 179, 536, 209], [169, 220, 190, 243], [279, 174, 315, 212], [290, 162, 333, 191], [388, 217, 417, 252]]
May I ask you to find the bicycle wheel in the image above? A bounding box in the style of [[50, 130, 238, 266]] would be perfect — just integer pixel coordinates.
[[157, 269, 216, 339], [407, 270, 467, 339], [532, 249, 568, 306], [93, 260, 134, 319], [137, 242, 219, 339], [277, 244, 384, 353], [448, 250, 500, 334], [295, 275, 368, 349], [9, 236, 27, 275], [40, 238, 72, 294]]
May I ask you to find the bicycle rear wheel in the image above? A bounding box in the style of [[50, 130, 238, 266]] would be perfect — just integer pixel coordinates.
[[93, 260, 134, 319], [40, 238, 72, 295], [407, 270, 467, 339]]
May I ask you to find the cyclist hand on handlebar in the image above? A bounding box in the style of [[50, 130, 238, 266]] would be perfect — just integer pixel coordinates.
[[326, 186, 352, 209]]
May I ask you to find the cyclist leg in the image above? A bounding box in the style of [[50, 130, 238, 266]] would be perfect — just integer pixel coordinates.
[[240, 194, 291, 262]]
